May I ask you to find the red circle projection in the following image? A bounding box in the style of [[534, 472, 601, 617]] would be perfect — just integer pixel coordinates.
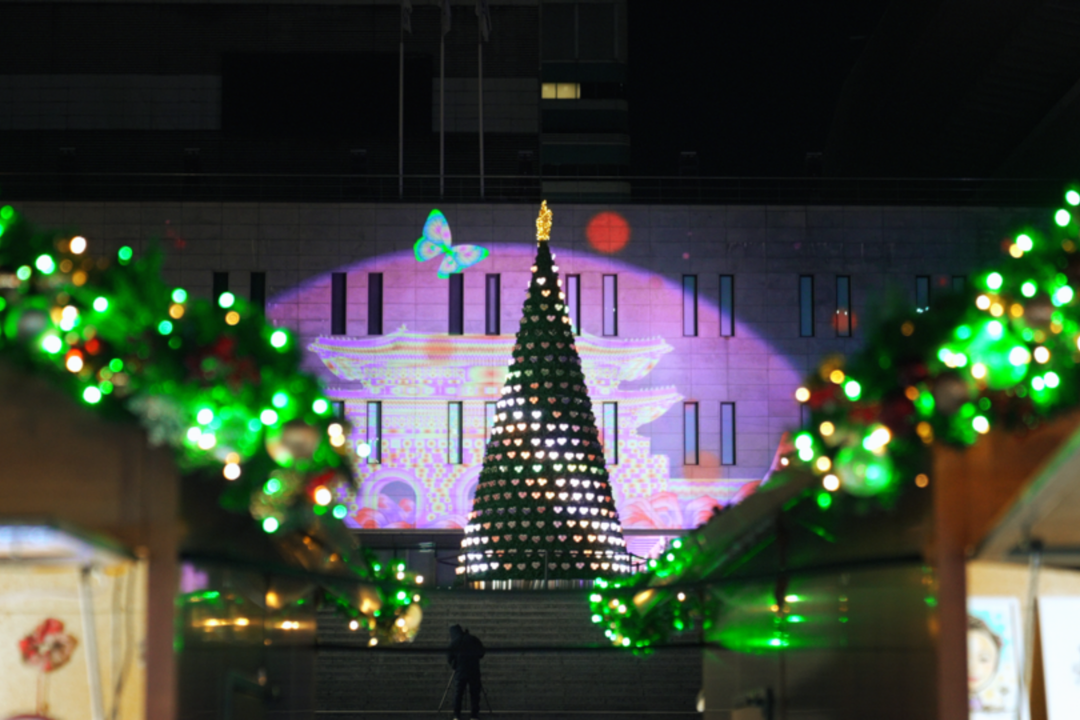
[[586, 212, 631, 254]]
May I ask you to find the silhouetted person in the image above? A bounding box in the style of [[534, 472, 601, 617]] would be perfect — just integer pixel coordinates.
[[448, 624, 485, 719]]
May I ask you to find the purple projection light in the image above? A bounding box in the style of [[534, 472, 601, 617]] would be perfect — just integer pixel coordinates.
[[268, 242, 801, 555]]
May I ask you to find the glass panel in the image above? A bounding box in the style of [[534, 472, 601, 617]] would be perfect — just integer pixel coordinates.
[[485, 274, 500, 335], [799, 275, 814, 337], [331, 272, 347, 335], [721, 402, 736, 466], [719, 275, 734, 337], [449, 274, 464, 335], [566, 275, 581, 335], [916, 276, 930, 313], [250, 272, 266, 313], [683, 275, 697, 337], [684, 403, 699, 466], [836, 275, 851, 337], [366, 401, 382, 464], [602, 402, 618, 465], [555, 83, 579, 99], [602, 274, 618, 336], [448, 402, 463, 465], [368, 272, 383, 335], [485, 402, 497, 444], [541, 83, 557, 99]]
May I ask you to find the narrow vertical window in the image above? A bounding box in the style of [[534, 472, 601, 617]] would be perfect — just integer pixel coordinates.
[[368, 272, 384, 335], [720, 402, 736, 466], [449, 274, 464, 335], [448, 402, 463, 464], [719, 275, 735, 337], [835, 275, 851, 337], [366, 401, 382, 464], [916, 275, 931, 313], [485, 402, 497, 444], [602, 402, 618, 465], [952, 275, 966, 293], [800, 403, 811, 430], [212, 271, 229, 305], [683, 402, 699, 465], [485, 274, 501, 335], [602, 274, 618, 336], [566, 274, 581, 336], [682, 275, 698, 337], [332, 401, 345, 420], [331, 272, 347, 335], [799, 275, 814, 337], [250, 272, 266, 313]]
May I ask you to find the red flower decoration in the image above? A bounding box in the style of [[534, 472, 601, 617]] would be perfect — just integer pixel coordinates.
[[18, 618, 77, 673]]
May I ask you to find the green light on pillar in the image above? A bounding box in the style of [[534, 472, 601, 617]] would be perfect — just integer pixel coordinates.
[[1068, 191, 1080, 206], [262, 517, 280, 533], [1056, 209, 1072, 227], [118, 246, 134, 264], [332, 504, 348, 520], [172, 288, 188, 303]]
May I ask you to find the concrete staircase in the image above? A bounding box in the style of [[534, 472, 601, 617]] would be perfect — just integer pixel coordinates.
[[317, 589, 701, 719]]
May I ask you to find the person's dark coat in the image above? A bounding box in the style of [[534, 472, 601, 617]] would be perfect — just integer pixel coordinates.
[[448, 624, 486, 678]]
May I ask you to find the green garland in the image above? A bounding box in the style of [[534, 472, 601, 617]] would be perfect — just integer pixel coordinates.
[[591, 187, 1080, 649], [0, 206, 423, 643]]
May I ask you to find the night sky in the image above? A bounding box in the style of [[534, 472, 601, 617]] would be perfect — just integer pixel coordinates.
[[628, 0, 892, 177]]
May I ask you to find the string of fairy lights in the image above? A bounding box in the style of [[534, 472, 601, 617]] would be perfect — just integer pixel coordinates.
[[460, 202, 633, 581], [588, 187, 1080, 649], [0, 205, 423, 643]]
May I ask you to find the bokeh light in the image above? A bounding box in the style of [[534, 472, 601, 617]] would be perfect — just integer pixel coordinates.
[[585, 212, 631, 254]]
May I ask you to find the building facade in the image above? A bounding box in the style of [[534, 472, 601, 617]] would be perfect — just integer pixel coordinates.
[[11, 198, 1028, 552], [0, 0, 628, 200]]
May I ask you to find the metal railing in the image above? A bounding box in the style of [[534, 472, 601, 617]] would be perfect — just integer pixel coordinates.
[[0, 171, 1066, 205]]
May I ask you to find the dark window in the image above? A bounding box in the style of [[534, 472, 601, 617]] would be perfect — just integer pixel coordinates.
[[542, 4, 576, 60], [578, 3, 616, 60], [719, 275, 734, 337], [485, 402, 497, 444], [566, 275, 581, 335], [448, 402, 463, 465], [449, 275, 464, 335], [485, 274, 501, 335], [366, 401, 382, 464], [799, 275, 814, 337], [683, 275, 698, 337], [602, 274, 618, 336], [952, 275, 966, 293], [721, 403, 736, 466], [222, 53, 431, 139], [331, 272, 347, 335], [684, 402, 699, 466], [602, 402, 618, 465], [212, 271, 229, 304], [836, 276, 851, 337], [916, 276, 931, 313], [368, 273, 384, 335], [250, 272, 266, 313]]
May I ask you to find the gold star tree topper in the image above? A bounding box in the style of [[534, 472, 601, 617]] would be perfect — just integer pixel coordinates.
[[536, 200, 552, 242]]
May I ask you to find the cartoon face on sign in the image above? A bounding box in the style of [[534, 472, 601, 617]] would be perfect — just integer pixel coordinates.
[[413, 209, 489, 278]]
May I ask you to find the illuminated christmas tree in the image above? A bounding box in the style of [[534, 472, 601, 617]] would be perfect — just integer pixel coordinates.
[[459, 202, 631, 583]]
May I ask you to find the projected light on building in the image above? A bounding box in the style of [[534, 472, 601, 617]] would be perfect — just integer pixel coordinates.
[[269, 242, 801, 555]]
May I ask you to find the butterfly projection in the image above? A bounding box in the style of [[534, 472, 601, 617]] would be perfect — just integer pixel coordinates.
[[413, 209, 490, 278]]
